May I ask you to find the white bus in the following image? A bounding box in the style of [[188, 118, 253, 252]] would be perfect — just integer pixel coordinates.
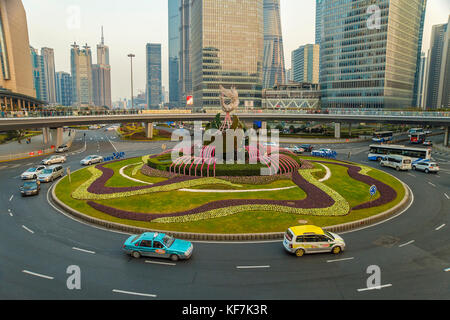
[[372, 131, 393, 143], [368, 144, 431, 163]]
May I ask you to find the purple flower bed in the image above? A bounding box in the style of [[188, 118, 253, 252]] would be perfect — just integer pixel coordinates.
[[313, 160, 397, 210], [87, 169, 336, 222]]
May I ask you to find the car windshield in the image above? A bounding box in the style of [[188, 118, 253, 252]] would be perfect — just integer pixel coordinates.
[[42, 169, 53, 174], [162, 235, 175, 247], [85, 156, 93, 160], [26, 168, 37, 172], [23, 182, 37, 189]]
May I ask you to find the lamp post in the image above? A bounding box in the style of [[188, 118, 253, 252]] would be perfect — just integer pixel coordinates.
[[127, 53, 135, 111]]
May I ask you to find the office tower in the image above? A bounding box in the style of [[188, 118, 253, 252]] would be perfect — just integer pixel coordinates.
[[0, 0, 35, 98], [71, 43, 94, 107], [146, 43, 162, 109], [55, 71, 72, 106], [415, 52, 427, 108], [92, 28, 112, 108], [263, 0, 286, 89], [286, 68, 292, 83], [320, 0, 427, 109], [190, 0, 264, 110], [30, 46, 44, 100], [292, 44, 320, 84], [315, 0, 324, 45], [179, 0, 192, 105], [424, 16, 450, 109], [40, 47, 56, 104], [169, 0, 181, 107]]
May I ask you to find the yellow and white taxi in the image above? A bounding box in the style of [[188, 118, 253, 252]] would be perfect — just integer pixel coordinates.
[[283, 225, 346, 257]]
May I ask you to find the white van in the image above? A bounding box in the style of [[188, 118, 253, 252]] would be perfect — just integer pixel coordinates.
[[380, 155, 412, 171]]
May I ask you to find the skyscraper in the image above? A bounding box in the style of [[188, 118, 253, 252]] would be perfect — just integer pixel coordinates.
[[40, 47, 57, 104], [320, 0, 427, 109], [263, 0, 286, 89], [55, 71, 72, 106], [0, 0, 35, 98], [92, 27, 112, 108], [169, 0, 181, 107], [292, 44, 320, 84], [30, 46, 44, 101], [179, 0, 192, 106], [415, 52, 427, 108], [424, 16, 450, 109], [190, 0, 264, 111], [315, 0, 324, 45], [146, 43, 162, 109], [71, 43, 94, 107]]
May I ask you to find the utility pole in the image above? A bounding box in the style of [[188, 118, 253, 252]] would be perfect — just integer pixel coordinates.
[[127, 53, 135, 110]]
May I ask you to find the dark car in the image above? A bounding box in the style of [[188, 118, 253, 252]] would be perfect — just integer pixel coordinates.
[[19, 180, 41, 197], [300, 144, 314, 152]]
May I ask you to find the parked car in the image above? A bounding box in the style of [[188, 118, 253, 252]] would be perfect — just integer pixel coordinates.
[[423, 140, 433, 147], [56, 145, 69, 153], [412, 160, 439, 174], [123, 232, 193, 261], [19, 180, 41, 197], [41, 155, 66, 165], [37, 165, 64, 183], [283, 225, 346, 257], [80, 155, 104, 166], [299, 144, 314, 152], [380, 155, 412, 171], [21, 165, 46, 180]]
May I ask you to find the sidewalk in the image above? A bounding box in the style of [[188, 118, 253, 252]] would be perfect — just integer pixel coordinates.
[[0, 129, 75, 162]]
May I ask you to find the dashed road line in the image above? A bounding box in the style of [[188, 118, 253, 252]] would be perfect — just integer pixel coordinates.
[[435, 224, 446, 231], [72, 247, 96, 254], [8, 209, 13, 217], [9, 195, 13, 202], [112, 289, 157, 298], [357, 284, 392, 292], [327, 257, 354, 263], [236, 265, 271, 269], [22, 270, 54, 280], [145, 260, 176, 266], [444, 193, 449, 200], [399, 240, 415, 248], [22, 225, 34, 234], [428, 182, 436, 187]]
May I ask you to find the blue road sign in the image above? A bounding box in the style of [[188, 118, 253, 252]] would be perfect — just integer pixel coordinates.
[[370, 185, 377, 197]]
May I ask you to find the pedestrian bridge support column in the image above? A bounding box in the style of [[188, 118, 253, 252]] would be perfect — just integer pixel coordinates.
[[445, 126, 449, 147], [145, 122, 154, 139], [334, 122, 341, 139], [42, 127, 50, 145]]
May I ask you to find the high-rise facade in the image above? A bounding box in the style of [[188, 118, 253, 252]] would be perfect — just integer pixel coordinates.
[[191, 0, 264, 111], [319, 0, 427, 109], [415, 52, 427, 108], [55, 71, 72, 106], [30, 46, 44, 101], [92, 28, 112, 108], [262, 0, 285, 89], [292, 44, 320, 84], [315, 0, 324, 45], [179, 0, 192, 106], [0, 0, 35, 98], [40, 47, 56, 104], [424, 16, 450, 109], [169, 0, 181, 107], [146, 43, 162, 109], [71, 43, 94, 107]]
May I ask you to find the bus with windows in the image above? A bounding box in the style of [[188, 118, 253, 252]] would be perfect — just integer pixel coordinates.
[[409, 128, 424, 135], [368, 144, 431, 163], [410, 132, 426, 144], [372, 131, 393, 143]]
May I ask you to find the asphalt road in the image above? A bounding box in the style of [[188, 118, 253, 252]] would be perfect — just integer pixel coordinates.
[[0, 128, 448, 299]]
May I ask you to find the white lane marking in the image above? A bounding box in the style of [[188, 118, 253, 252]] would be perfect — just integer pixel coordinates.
[[399, 240, 415, 248], [145, 260, 176, 266], [22, 225, 34, 234], [10, 164, 20, 168], [22, 270, 54, 280], [428, 182, 436, 187], [236, 265, 270, 269], [407, 173, 416, 178], [327, 257, 354, 263], [8, 209, 13, 217], [435, 224, 446, 231], [72, 247, 96, 254], [357, 284, 392, 292], [445, 193, 449, 200], [108, 138, 119, 152], [112, 289, 157, 298], [9, 195, 13, 201]]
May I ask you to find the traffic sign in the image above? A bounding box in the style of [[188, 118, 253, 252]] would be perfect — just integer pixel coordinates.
[[370, 185, 377, 197]]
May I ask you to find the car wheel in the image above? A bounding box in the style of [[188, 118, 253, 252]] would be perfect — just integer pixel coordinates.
[[131, 251, 141, 259], [412, 166, 416, 170], [332, 246, 342, 255], [170, 254, 180, 262], [295, 249, 305, 257], [396, 166, 400, 171]]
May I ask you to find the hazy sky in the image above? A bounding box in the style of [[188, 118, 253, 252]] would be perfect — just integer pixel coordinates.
[[23, 0, 450, 102]]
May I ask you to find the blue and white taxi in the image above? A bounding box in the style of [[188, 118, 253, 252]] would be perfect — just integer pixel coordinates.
[[123, 232, 193, 261]]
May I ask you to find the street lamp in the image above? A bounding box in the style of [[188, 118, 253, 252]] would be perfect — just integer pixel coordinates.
[[127, 53, 135, 111]]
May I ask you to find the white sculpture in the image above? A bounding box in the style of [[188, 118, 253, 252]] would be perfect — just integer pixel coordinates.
[[219, 85, 239, 131]]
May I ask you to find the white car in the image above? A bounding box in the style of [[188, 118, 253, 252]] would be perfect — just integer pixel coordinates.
[[412, 160, 439, 174], [380, 155, 412, 171], [21, 165, 46, 180], [41, 155, 66, 165], [80, 155, 103, 166], [285, 146, 304, 154], [56, 145, 69, 153]]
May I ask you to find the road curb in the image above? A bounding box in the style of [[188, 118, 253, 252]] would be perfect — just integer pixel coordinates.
[[50, 163, 412, 241]]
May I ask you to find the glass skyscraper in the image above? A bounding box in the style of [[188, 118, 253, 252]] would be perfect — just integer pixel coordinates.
[[315, 0, 324, 45], [292, 44, 320, 84], [262, 0, 286, 89], [55, 71, 72, 106], [190, 0, 264, 111], [319, 0, 427, 109], [146, 43, 162, 109], [168, 0, 181, 107], [71, 43, 94, 107]]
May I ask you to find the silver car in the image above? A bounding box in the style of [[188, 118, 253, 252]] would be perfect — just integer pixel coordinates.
[[41, 155, 66, 165], [56, 145, 69, 153], [80, 155, 103, 166], [21, 165, 46, 180], [37, 165, 64, 183], [412, 161, 439, 173]]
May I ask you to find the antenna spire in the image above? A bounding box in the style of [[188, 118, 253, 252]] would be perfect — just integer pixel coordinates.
[[101, 26, 104, 45]]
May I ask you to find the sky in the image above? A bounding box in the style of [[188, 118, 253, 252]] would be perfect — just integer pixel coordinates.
[[22, 0, 450, 102]]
